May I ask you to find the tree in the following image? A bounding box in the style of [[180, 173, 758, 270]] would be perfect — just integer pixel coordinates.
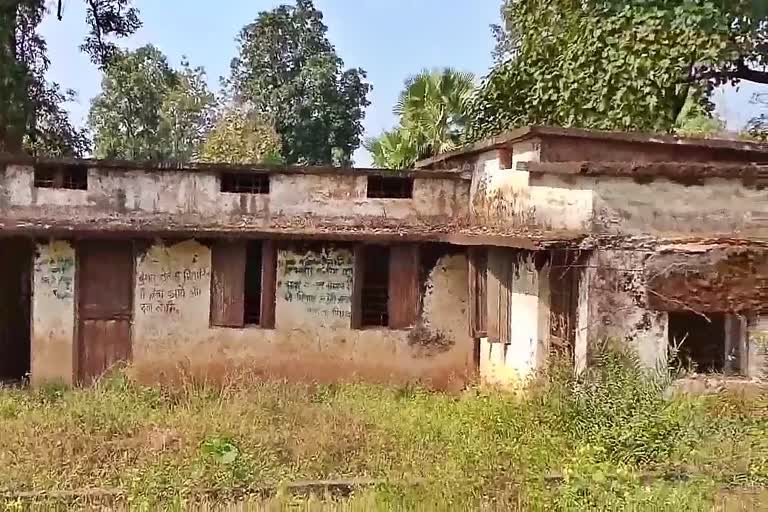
[[745, 93, 768, 141], [0, 0, 140, 155], [468, 0, 768, 141], [228, 0, 370, 165], [198, 108, 283, 164], [366, 68, 475, 169], [88, 45, 215, 161], [364, 129, 416, 169]]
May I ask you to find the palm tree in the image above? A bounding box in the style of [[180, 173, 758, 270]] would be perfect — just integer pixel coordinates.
[[395, 68, 475, 159], [366, 68, 475, 169], [364, 129, 417, 169]]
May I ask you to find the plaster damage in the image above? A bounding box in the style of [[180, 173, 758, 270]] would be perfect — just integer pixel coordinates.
[[31, 241, 76, 385], [129, 240, 472, 387]]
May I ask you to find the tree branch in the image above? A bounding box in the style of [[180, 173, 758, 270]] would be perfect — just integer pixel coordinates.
[[86, 0, 106, 61], [687, 60, 768, 85], [57, 0, 62, 21]]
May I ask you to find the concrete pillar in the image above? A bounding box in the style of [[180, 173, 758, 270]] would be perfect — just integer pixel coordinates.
[[31, 241, 76, 386], [747, 316, 768, 379]]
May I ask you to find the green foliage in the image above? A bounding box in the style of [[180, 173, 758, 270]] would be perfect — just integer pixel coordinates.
[[88, 45, 215, 161], [228, 0, 370, 165], [364, 128, 417, 169], [0, 359, 766, 510], [367, 68, 475, 168], [746, 93, 768, 142], [0, 0, 139, 155], [469, 0, 768, 140], [198, 108, 283, 164]]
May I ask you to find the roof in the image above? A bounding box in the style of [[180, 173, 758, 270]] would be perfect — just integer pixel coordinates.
[[0, 156, 470, 181], [415, 125, 768, 168]]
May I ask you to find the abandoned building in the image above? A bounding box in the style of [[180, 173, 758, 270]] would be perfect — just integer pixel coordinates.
[[0, 126, 766, 387]]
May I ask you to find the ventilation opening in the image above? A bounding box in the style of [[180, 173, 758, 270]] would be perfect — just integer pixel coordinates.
[[243, 241, 263, 325], [360, 245, 390, 327], [668, 312, 726, 373], [0, 239, 32, 383], [366, 175, 413, 198], [221, 172, 270, 194], [34, 164, 88, 190]]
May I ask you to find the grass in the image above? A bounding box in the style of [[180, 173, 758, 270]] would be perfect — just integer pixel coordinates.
[[0, 352, 766, 511]]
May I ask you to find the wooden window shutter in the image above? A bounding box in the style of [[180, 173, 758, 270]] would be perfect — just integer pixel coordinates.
[[388, 244, 420, 329], [210, 241, 246, 327], [487, 247, 512, 343], [351, 245, 366, 329], [468, 247, 487, 338], [259, 240, 278, 329]]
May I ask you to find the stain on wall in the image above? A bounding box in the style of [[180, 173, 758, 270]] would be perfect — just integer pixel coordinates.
[[31, 241, 76, 385], [128, 240, 472, 387]]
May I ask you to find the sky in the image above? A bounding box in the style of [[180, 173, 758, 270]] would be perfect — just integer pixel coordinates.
[[40, 0, 768, 166]]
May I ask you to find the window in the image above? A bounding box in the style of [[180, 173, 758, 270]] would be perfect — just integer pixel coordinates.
[[668, 312, 746, 375], [358, 246, 390, 327], [467, 248, 487, 338], [352, 244, 420, 329], [34, 164, 88, 190], [220, 172, 269, 194], [210, 240, 276, 328], [366, 175, 413, 199]]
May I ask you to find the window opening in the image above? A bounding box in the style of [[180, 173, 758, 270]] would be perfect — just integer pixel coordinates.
[[221, 172, 270, 194], [668, 312, 726, 373], [366, 175, 413, 199], [34, 164, 87, 190], [243, 241, 263, 326], [360, 245, 390, 327]]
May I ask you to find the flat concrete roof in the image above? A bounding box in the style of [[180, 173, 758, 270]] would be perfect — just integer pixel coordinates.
[[415, 126, 768, 168]]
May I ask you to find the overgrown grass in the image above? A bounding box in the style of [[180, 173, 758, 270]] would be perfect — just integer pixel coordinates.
[[0, 352, 766, 511]]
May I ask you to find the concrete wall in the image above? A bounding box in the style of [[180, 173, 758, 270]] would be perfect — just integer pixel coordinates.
[[130, 240, 472, 386], [31, 241, 76, 385], [539, 135, 768, 164], [1, 165, 470, 231], [466, 146, 765, 238], [581, 250, 668, 370]]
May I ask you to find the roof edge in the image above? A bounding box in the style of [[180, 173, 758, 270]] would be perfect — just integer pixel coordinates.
[[415, 125, 768, 168], [0, 156, 471, 180]]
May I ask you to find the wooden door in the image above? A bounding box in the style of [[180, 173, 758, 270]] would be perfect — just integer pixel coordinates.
[[77, 241, 134, 383]]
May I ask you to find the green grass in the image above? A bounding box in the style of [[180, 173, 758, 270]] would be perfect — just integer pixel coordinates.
[[0, 352, 766, 511]]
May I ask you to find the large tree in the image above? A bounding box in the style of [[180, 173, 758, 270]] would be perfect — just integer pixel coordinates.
[[198, 108, 283, 164], [468, 0, 768, 141], [0, 0, 140, 155], [228, 0, 370, 165], [366, 68, 475, 169], [88, 45, 215, 161]]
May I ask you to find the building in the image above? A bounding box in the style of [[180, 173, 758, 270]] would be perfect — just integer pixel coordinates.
[[0, 126, 766, 387]]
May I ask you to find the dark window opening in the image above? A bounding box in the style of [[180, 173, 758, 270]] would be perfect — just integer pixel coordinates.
[[366, 175, 413, 199], [360, 245, 390, 327], [243, 241, 263, 326], [668, 312, 726, 373], [221, 172, 269, 194], [34, 164, 88, 190]]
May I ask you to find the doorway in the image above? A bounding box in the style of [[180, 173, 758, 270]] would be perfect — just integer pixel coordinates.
[[77, 241, 134, 383], [0, 239, 33, 382]]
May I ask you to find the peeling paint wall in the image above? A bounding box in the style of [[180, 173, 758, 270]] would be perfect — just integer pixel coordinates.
[[748, 316, 768, 379], [2, 165, 470, 229], [31, 241, 76, 385], [582, 250, 668, 370], [592, 177, 767, 238], [130, 240, 472, 386]]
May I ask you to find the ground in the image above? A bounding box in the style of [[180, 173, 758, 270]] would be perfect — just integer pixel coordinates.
[[0, 356, 766, 511]]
